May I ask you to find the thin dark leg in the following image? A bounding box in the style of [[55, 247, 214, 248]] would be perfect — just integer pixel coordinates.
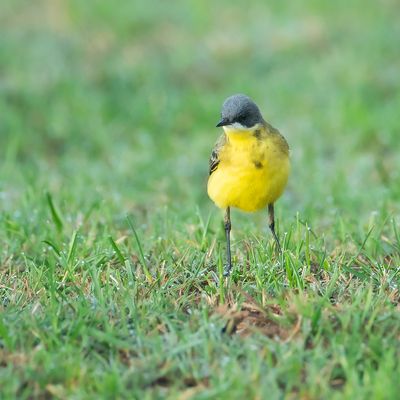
[[223, 207, 232, 276], [268, 203, 282, 254]]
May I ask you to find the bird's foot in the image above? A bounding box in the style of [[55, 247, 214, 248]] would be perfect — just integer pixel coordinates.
[[223, 264, 233, 277]]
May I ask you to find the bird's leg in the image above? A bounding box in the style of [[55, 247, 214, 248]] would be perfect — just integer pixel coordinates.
[[268, 203, 282, 254], [223, 207, 232, 276]]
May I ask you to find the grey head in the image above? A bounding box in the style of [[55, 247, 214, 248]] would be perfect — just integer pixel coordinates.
[[216, 94, 264, 129]]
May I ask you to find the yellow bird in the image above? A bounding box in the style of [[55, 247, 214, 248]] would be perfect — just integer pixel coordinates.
[[207, 94, 290, 275]]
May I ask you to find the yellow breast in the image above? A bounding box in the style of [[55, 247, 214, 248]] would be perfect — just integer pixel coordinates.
[[207, 126, 290, 212]]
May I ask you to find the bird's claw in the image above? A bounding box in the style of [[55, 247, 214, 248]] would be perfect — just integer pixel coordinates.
[[223, 264, 232, 277]]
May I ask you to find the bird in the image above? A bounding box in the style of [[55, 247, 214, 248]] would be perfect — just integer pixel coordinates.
[[207, 94, 290, 276]]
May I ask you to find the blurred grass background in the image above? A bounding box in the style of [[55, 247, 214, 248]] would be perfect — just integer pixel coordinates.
[[2, 0, 399, 217], [1, 0, 400, 398]]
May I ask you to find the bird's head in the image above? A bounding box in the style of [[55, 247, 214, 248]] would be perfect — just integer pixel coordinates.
[[216, 94, 264, 130]]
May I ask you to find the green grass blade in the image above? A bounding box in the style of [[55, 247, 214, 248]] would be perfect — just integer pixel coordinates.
[[67, 230, 79, 265], [46, 192, 64, 232], [108, 235, 126, 263], [126, 215, 153, 283]]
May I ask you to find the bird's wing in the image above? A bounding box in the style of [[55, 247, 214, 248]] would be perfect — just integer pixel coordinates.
[[264, 122, 290, 155], [209, 133, 226, 176]]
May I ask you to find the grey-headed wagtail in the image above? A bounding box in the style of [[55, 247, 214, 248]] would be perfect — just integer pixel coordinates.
[[207, 94, 290, 275]]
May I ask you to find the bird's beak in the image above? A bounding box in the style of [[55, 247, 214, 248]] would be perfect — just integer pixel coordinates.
[[216, 118, 229, 127]]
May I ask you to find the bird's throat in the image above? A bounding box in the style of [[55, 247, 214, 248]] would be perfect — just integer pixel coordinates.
[[224, 127, 257, 144]]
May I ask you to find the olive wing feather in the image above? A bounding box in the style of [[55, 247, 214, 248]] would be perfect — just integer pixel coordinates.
[[209, 134, 226, 176]]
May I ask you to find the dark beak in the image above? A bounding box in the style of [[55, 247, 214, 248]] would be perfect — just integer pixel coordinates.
[[216, 118, 229, 127]]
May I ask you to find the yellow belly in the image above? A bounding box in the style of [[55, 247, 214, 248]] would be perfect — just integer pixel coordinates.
[[207, 130, 290, 212]]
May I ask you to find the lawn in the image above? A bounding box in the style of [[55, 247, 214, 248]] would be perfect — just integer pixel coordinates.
[[1, 0, 400, 398]]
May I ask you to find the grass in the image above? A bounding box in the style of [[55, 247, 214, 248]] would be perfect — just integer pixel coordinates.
[[1, 0, 400, 398]]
